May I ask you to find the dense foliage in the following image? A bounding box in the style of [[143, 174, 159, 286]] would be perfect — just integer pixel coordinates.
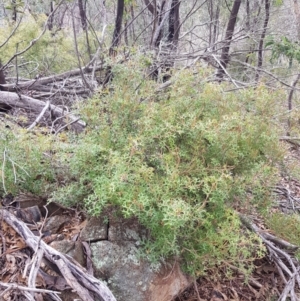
[[49, 64, 282, 274], [0, 61, 289, 275]]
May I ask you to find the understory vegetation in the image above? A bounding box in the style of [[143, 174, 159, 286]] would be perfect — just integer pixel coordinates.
[[0, 60, 290, 276]]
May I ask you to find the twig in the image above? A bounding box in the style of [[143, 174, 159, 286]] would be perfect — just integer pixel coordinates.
[[193, 280, 201, 301], [1, 148, 7, 194], [211, 53, 240, 88], [0, 282, 61, 294], [27, 101, 50, 130]]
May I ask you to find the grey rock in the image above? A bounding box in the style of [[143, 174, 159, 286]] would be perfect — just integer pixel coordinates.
[[44, 215, 71, 233], [80, 216, 108, 241], [90, 212, 191, 301], [108, 213, 147, 243], [50, 240, 86, 268]]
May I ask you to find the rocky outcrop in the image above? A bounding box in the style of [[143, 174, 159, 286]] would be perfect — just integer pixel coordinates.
[[80, 209, 191, 301]]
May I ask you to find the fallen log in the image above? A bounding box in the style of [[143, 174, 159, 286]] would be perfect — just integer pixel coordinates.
[[0, 209, 117, 301], [0, 64, 104, 92], [0, 91, 86, 131]]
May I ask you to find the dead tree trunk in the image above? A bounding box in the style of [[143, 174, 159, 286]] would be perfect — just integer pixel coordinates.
[[216, 0, 242, 80], [168, 0, 180, 47], [109, 0, 125, 56]]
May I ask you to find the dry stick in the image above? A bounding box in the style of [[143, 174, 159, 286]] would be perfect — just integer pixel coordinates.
[[261, 231, 298, 252], [55, 258, 92, 301], [0, 282, 61, 295], [71, 4, 92, 92], [1, 148, 7, 195], [1, 64, 104, 91], [278, 276, 298, 301], [211, 53, 239, 88], [27, 101, 50, 130], [224, 262, 262, 289], [28, 249, 44, 297], [1, 209, 117, 301], [54, 118, 80, 135], [240, 215, 300, 299], [231, 59, 300, 90], [193, 280, 202, 301]]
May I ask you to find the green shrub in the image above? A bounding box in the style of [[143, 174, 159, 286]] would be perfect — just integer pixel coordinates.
[[0, 121, 59, 196], [51, 64, 282, 274]]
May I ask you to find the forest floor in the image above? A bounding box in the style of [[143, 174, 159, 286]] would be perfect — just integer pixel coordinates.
[[175, 257, 284, 301]]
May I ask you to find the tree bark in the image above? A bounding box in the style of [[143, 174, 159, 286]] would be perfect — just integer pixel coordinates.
[[216, 0, 242, 80], [168, 0, 180, 47], [78, 0, 87, 30], [48, 1, 54, 31], [0, 61, 6, 85], [12, 0, 17, 21], [255, 0, 270, 82], [109, 0, 125, 56]]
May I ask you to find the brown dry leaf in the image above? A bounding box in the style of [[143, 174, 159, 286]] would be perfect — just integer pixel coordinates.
[[5, 254, 17, 273]]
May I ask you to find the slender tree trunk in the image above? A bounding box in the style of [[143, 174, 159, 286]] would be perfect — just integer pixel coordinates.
[[207, 0, 213, 47], [168, 0, 180, 47], [287, 74, 300, 135], [78, 0, 87, 30], [130, 5, 136, 43], [12, 0, 17, 21], [207, 0, 220, 50], [109, 0, 125, 56], [48, 2, 54, 31], [255, 0, 270, 82], [246, 0, 250, 31], [0, 62, 6, 85], [212, 2, 220, 50], [144, 0, 167, 47], [154, 0, 166, 47], [216, 0, 242, 80]]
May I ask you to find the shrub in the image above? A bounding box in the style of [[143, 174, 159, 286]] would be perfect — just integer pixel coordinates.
[[51, 64, 283, 274], [0, 120, 59, 196]]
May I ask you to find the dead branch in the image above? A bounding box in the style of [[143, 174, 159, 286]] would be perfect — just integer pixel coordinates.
[[0, 282, 61, 295], [27, 101, 50, 130], [240, 214, 300, 301], [0, 209, 117, 301], [1, 64, 104, 92]]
